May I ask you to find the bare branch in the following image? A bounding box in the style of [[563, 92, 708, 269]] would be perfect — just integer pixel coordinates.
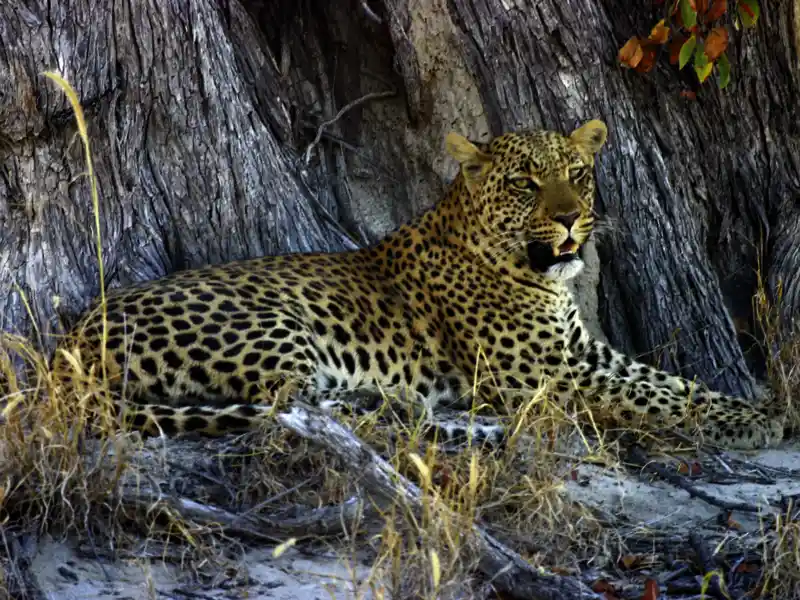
[[626, 445, 767, 514], [303, 90, 396, 167], [118, 489, 363, 542]]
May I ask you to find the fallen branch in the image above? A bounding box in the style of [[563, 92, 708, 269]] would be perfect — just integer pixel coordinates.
[[0, 529, 43, 600], [277, 404, 602, 600], [118, 489, 362, 542], [626, 445, 765, 514], [688, 531, 741, 600]]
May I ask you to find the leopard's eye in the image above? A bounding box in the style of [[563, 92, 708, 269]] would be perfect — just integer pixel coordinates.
[[568, 166, 589, 184], [508, 178, 539, 191]]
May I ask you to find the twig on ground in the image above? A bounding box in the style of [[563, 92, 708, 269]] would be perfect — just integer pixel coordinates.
[[117, 490, 362, 542], [236, 476, 316, 519], [160, 587, 215, 600], [0, 530, 43, 600], [724, 453, 800, 479], [688, 531, 740, 600], [277, 403, 602, 600], [626, 445, 765, 514]]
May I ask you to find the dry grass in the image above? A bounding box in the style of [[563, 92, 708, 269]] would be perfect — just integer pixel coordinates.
[[336, 387, 613, 598], [0, 334, 123, 531], [758, 504, 800, 599], [750, 264, 800, 598], [754, 270, 800, 433]]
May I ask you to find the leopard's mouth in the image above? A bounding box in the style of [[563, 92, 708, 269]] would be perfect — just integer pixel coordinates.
[[527, 240, 580, 272], [555, 240, 579, 256]]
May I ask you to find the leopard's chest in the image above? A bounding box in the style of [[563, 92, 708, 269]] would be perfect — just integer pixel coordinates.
[[429, 273, 571, 364]]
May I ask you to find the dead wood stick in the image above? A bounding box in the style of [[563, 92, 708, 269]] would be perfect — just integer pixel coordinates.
[[0, 530, 44, 600], [303, 90, 396, 166], [626, 445, 763, 513], [277, 404, 602, 600], [118, 489, 362, 541], [688, 531, 741, 600]]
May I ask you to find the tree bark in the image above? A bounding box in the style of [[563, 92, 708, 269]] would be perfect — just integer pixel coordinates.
[[2, 0, 799, 401], [0, 0, 357, 342]]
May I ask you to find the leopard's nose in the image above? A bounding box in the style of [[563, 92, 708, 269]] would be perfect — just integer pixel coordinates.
[[553, 211, 579, 230]]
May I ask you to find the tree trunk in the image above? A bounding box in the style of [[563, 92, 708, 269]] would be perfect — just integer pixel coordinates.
[[2, 0, 799, 399]]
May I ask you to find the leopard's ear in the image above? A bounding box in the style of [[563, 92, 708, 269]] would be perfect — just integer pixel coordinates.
[[445, 132, 494, 192], [570, 120, 607, 160]]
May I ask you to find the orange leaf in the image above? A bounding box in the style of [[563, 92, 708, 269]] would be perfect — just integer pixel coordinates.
[[634, 46, 658, 73], [677, 460, 703, 475], [648, 19, 670, 44], [705, 26, 729, 60], [727, 513, 742, 529], [643, 578, 660, 600], [680, 90, 697, 99], [592, 579, 615, 593], [619, 37, 644, 68], [592, 579, 622, 600], [706, 0, 727, 20], [696, 0, 709, 14], [669, 33, 687, 64]]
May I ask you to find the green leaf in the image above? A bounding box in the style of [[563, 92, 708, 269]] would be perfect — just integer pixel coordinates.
[[717, 52, 731, 89], [695, 60, 713, 83], [681, 0, 698, 29], [679, 35, 697, 70], [738, 0, 760, 27], [693, 40, 712, 83], [693, 41, 708, 68]]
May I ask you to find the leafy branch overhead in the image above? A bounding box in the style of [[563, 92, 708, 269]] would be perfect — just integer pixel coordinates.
[[618, 0, 760, 92]]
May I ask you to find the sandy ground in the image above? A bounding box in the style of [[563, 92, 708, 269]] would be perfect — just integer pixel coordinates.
[[568, 446, 800, 532], [30, 540, 380, 600]]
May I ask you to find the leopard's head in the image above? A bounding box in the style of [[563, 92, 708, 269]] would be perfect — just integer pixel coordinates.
[[446, 120, 607, 280]]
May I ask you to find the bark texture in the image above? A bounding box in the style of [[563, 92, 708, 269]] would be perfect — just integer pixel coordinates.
[[0, 0, 356, 341], [2, 0, 799, 400]]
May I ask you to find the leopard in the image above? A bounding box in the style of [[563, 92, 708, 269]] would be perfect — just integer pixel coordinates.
[[52, 119, 785, 450]]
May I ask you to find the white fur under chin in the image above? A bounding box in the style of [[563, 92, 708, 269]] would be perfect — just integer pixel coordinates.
[[545, 256, 584, 281]]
